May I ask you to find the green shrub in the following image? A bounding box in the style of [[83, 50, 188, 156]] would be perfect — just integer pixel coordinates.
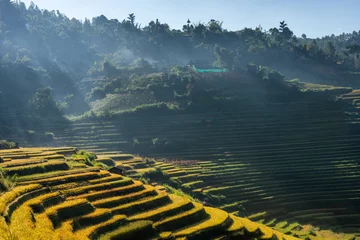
[[122, 102, 179, 117], [86, 87, 106, 102], [29, 87, 61, 117], [163, 184, 198, 202], [45, 132, 55, 141], [141, 167, 168, 181], [72, 150, 97, 167], [0, 167, 18, 190], [0, 140, 18, 150]]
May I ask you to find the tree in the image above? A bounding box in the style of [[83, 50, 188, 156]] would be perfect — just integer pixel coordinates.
[[127, 13, 136, 26], [345, 44, 360, 67], [278, 21, 293, 43], [182, 19, 192, 34], [208, 19, 223, 33], [345, 44, 360, 56], [324, 41, 336, 57], [214, 45, 234, 70], [83, 18, 93, 33], [29, 87, 60, 117]]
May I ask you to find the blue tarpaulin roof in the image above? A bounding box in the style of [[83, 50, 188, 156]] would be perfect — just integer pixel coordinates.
[[192, 65, 227, 73]]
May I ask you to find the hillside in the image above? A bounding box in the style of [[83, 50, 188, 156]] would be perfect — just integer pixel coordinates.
[[0, 0, 360, 135], [0, 147, 300, 240], [1, 1, 360, 239]]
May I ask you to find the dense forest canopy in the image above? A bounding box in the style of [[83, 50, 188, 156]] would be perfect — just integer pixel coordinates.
[[0, 0, 359, 139]]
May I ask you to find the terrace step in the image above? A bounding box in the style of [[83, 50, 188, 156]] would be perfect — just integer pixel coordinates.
[[173, 207, 230, 239], [98, 220, 154, 240], [74, 214, 127, 239], [72, 208, 113, 231], [92, 185, 157, 208], [69, 180, 144, 202], [153, 202, 207, 232], [4, 187, 50, 222], [45, 198, 95, 228], [129, 195, 193, 222], [111, 193, 171, 216], [63, 177, 134, 197], [28, 191, 65, 213]]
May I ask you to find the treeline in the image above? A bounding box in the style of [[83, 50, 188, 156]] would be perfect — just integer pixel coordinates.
[[1, 1, 359, 77]]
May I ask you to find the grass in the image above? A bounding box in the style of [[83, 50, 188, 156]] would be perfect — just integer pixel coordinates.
[[66, 160, 88, 168], [182, 180, 204, 188], [239, 218, 260, 233], [111, 193, 170, 216], [98, 220, 154, 240], [10, 205, 41, 239], [0, 184, 41, 214], [153, 202, 206, 232], [174, 207, 229, 238], [92, 185, 156, 208], [28, 192, 63, 212], [101, 154, 134, 161], [0, 159, 46, 168], [69, 181, 144, 202], [72, 208, 113, 230], [74, 214, 127, 239], [62, 178, 133, 197], [0, 167, 18, 191], [18, 167, 102, 182], [4, 161, 69, 176], [258, 225, 274, 239], [0, 217, 12, 240], [129, 195, 193, 222], [22, 170, 109, 186], [289, 80, 353, 93], [88, 174, 123, 184], [95, 158, 115, 167], [227, 215, 244, 233], [46, 198, 94, 226], [10, 203, 62, 240], [163, 184, 198, 202]]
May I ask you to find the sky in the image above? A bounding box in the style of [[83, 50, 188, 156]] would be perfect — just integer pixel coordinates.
[[20, 0, 360, 38]]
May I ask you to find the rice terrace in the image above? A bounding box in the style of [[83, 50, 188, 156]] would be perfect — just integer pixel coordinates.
[[1, 0, 360, 239]]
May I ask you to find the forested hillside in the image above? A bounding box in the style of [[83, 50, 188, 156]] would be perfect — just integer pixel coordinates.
[[0, 1, 358, 140]]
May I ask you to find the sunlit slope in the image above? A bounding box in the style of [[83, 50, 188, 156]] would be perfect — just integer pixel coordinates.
[[0, 147, 297, 240]]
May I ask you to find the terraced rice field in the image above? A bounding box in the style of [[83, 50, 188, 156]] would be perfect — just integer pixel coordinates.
[[3, 93, 360, 238], [0, 147, 297, 240], [35, 99, 360, 235]]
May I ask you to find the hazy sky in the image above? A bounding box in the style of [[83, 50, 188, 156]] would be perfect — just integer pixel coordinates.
[[20, 0, 359, 38]]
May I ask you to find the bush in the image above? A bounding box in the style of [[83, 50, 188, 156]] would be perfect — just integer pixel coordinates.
[[45, 132, 55, 141], [141, 168, 168, 181], [0, 167, 18, 191], [29, 87, 61, 117], [122, 103, 179, 117], [86, 87, 106, 102], [0, 140, 18, 150], [72, 150, 97, 167]]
